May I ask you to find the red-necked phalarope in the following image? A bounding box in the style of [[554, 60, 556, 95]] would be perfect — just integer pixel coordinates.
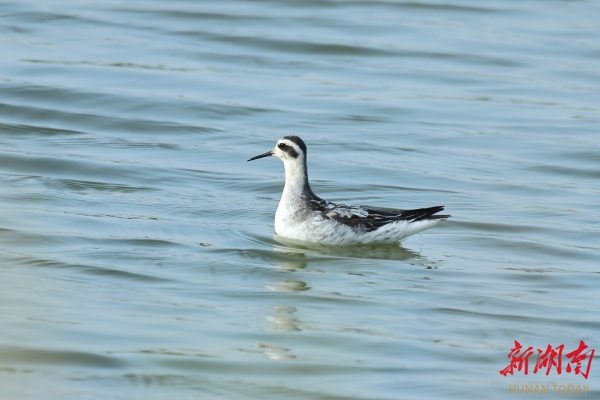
[[248, 136, 449, 245]]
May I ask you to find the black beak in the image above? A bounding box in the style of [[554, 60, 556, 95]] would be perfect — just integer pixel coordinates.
[[247, 150, 273, 161]]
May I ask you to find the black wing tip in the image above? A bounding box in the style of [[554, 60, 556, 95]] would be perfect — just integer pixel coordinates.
[[429, 214, 451, 220], [431, 206, 450, 219], [404, 206, 451, 222]]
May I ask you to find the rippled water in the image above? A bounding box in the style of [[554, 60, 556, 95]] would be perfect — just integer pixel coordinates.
[[1, 0, 599, 399]]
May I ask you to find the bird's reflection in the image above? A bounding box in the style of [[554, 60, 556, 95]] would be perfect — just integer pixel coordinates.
[[266, 280, 310, 292], [273, 234, 425, 263], [261, 234, 438, 360], [270, 253, 308, 272], [256, 343, 296, 360], [263, 252, 308, 336], [266, 306, 301, 333]]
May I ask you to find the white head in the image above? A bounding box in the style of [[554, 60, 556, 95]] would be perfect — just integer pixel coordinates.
[[248, 136, 312, 194], [247, 136, 307, 164]]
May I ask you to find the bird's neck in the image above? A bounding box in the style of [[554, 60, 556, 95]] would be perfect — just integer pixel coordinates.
[[282, 158, 315, 201]]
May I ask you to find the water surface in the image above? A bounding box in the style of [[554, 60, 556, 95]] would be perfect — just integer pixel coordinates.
[[1, 0, 599, 399]]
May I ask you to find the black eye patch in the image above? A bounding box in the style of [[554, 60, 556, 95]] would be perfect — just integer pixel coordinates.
[[277, 142, 298, 158]]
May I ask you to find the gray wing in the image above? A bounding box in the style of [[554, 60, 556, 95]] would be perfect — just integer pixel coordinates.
[[311, 200, 449, 232]]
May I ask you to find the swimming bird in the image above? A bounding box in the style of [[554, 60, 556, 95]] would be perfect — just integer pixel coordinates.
[[248, 136, 449, 245]]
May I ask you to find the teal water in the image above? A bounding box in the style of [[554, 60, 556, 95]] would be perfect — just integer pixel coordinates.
[[1, 1, 599, 399]]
